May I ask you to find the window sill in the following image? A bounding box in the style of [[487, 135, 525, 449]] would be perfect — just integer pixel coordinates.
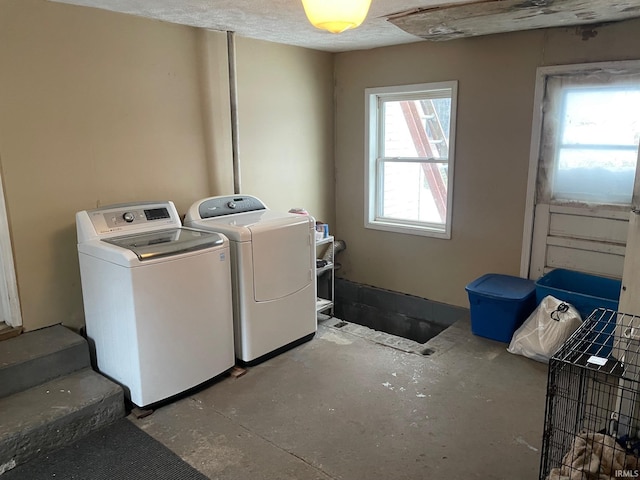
[[365, 220, 451, 239]]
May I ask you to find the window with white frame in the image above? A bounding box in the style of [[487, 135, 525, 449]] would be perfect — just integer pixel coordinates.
[[538, 69, 640, 206], [365, 82, 458, 238]]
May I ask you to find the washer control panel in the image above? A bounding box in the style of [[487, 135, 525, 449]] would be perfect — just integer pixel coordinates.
[[77, 202, 178, 241], [198, 196, 266, 219], [100, 207, 171, 230]]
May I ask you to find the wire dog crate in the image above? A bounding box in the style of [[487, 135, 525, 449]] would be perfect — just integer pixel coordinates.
[[540, 309, 640, 480]]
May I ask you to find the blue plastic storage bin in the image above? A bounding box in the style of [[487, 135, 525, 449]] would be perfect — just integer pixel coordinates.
[[534, 269, 621, 320], [535, 269, 622, 356], [465, 274, 537, 343]]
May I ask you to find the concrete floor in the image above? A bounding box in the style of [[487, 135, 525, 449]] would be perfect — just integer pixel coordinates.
[[129, 317, 548, 480]]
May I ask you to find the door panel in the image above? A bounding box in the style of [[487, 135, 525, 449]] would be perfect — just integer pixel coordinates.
[[549, 212, 628, 244], [529, 204, 627, 280], [546, 245, 625, 277]]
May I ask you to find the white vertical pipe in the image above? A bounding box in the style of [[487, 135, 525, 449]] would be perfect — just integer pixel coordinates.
[[227, 31, 241, 195]]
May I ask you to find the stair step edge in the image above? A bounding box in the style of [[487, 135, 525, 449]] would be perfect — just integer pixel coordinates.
[[0, 368, 124, 472], [0, 325, 90, 398]]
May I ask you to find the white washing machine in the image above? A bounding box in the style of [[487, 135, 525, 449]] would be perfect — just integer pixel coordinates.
[[76, 201, 235, 408], [184, 195, 316, 365]]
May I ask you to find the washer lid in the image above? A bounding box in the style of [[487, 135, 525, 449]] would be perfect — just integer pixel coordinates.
[[101, 227, 224, 261]]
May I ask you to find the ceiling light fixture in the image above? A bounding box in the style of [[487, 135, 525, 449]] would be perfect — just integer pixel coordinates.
[[301, 0, 372, 34]]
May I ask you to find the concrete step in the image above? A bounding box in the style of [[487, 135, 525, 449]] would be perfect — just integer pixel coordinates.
[[0, 325, 90, 399], [0, 368, 125, 474]]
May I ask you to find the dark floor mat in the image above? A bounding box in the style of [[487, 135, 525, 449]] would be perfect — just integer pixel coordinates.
[[3, 418, 209, 480]]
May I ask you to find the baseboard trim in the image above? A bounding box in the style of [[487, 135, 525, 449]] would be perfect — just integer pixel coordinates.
[[0, 323, 22, 342]]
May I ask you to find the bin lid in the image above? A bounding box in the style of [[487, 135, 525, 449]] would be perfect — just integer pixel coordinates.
[[465, 273, 535, 301]]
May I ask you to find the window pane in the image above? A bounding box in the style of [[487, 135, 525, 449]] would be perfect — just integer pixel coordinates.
[[554, 148, 637, 204], [552, 87, 640, 204], [380, 161, 447, 225], [562, 88, 640, 147], [383, 97, 451, 160]]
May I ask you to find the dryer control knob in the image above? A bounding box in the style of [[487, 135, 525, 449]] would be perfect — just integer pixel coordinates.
[[227, 201, 237, 209], [122, 212, 135, 223]]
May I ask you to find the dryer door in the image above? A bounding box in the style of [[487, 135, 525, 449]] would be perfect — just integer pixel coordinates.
[[250, 219, 313, 301]]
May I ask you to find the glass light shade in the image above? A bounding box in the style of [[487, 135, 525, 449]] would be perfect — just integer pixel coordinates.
[[301, 0, 372, 33]]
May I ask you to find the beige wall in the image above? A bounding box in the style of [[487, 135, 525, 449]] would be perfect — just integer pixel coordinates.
[[0, 0, 216, 331], [236, 37, 335, 226], [334, 19, 640, 308], [5, 0, 631, 331], [0, 0, 335, 331]]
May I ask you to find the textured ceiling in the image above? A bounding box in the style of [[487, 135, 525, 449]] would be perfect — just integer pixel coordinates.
[[48, 0, 472, 52], [49, 0, 640, 52]]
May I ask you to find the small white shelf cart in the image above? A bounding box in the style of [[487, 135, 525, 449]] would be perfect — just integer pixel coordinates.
[[315, 235, 334, 316]]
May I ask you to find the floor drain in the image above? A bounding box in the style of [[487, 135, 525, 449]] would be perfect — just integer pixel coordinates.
[[334, 321, 348, 329], [420, 347, 435, 356]]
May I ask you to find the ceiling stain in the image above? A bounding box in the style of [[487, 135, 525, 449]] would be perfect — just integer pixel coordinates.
[[389, 0, 640, 41], [576, 25, 599, 40]]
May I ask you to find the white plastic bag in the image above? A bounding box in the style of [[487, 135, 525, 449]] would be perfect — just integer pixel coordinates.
[[507, 295, 582, 363]]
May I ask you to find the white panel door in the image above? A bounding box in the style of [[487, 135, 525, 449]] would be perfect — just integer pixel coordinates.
[[522, 61, 640, 282]]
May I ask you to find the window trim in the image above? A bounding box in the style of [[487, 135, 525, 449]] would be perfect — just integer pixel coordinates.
[[364, 81, 458, 239]]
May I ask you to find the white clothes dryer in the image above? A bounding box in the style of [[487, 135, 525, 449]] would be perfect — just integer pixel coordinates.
[[184, 195, 316, 365], [76, 201, 235, 408]]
